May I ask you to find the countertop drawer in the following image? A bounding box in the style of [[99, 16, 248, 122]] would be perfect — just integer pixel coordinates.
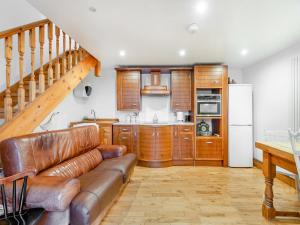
[[179, 125, 194, 133]]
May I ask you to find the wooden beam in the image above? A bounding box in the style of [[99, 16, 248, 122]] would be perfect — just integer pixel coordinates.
[[0, 55, 98, 142]]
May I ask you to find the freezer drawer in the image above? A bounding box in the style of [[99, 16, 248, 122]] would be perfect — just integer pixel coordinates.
[[229, 125, 253, 167]]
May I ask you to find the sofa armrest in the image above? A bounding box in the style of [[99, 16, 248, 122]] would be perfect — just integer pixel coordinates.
[[26, 176, 80, 212], [97, 145, 127, 160]]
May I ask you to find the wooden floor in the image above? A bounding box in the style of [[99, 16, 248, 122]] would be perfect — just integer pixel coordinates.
[[101, 166, 300, 225]]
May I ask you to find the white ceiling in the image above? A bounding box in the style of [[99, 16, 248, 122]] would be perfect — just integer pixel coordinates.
[[26, 0, 300, 70]]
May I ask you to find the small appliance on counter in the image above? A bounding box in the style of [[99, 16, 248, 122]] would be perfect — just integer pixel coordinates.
[[176, 112, 185, 122]]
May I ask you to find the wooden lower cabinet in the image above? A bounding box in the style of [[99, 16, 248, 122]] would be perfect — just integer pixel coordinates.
[[195, 137, 223, 162], [138, 125, 172, 163], [173, 125, 194, 165]]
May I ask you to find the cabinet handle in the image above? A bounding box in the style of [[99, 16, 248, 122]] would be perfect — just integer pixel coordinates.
[[121, 137, 128, 140], [157, 132, 159, 137], [184, 137, 189, 140], [152, 132, 155, 137], [205, 141, 213, 144], [132, 103, 137, 106], [121, 128, 128, 131], [214, 80, 219, 84], [184, 128, 190, 131], [175, 103, 180, 106]]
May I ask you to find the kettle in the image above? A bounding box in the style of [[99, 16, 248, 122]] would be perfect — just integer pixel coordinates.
[[176, 112, 184, 122]]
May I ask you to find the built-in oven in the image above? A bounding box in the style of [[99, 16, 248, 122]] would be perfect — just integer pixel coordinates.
[[197, 94, 221, 117]]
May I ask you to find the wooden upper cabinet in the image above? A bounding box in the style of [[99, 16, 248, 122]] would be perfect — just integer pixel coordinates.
[[116, 70, 141, 111], [194, 66, 225, 88], [171, 70, 192, 112]]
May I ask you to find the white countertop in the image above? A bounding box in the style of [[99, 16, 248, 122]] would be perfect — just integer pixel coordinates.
[[114, 121, 194, 126]]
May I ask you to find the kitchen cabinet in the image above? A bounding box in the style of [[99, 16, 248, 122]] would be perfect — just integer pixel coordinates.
[[113, 125, 132, 152], [116, 70, 141, 111], [139, 125, 172, 162], [195, 137, 222, 160], [173, 125, 194, 162], [69, 119, 118, 145], [194, 66, 225, 89], [171, 70, 192, 112]]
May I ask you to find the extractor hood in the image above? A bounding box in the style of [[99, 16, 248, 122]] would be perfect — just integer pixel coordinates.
[[141, 71, 170, 96]]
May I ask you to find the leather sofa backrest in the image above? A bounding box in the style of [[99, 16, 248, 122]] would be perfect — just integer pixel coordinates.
[[0, 126, 100, 176]]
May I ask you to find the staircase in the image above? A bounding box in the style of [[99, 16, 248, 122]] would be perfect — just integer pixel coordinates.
[[0, 19, 101, 142]]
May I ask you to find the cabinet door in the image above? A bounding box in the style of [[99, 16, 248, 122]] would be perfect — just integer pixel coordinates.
[[179, 133, 194, 160], [172, 126, 180, 160], [117, 71, 141, 111], [132, 125, 139, 155], [138, 126, 156, 161], [113, 125, 133, 152], [155, 126, 172, 161], [99, 125, 112, 145], [195, 137, 222, 160], [171, 71, 192, 112], [194, 66, 224, 88]]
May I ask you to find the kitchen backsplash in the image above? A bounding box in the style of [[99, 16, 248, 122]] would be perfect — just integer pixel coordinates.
[[115, 73, 188, 122]]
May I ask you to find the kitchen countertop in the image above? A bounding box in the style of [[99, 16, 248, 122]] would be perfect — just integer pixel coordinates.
[[113, 121, 194, 126]]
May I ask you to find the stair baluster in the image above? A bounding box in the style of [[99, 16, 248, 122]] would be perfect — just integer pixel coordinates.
[[47, 22, 54, 86], [79, 46, 83, 61], [55, 26, 60, 80], [38, 25, 45, 93], [4, 36, 13, 121], [18, 31, 25, 111], [68, 36, 72, 70], [74, 42, 78, 66], [62, 32, 66, 75], [29, 28, 36, 102]]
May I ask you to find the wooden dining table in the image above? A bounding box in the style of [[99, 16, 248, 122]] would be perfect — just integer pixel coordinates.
[[255, 141, 300, 220]]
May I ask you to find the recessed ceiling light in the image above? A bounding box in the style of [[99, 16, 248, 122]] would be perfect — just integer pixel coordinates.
[[88, 6, 97, 13], [187, 23, 199, 34], [179, 49, 186, 57], [196, 1, 208, 14], [119, 50, 126, 57], [241, 49, 249, 56]]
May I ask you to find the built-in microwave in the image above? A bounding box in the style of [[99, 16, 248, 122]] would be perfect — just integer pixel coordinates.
[[197, 94, 221, 116]]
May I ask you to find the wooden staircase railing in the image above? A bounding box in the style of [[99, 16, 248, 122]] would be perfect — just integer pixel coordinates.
[[0, 19, 101, 136]]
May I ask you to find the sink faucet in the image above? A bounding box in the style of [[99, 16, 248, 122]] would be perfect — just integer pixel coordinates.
[[91, 109, 96, 121]]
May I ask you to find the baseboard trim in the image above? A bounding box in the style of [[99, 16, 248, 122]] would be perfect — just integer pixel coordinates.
[[253, 159, 295, 189]]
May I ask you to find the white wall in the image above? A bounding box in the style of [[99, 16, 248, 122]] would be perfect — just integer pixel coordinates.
[[242, 43, 300, 160]]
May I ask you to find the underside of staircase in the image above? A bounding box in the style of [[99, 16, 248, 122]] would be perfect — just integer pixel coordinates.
[[0, 19, 101, 142]]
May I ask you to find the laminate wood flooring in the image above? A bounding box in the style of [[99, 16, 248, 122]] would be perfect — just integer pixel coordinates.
[[101, 166, 300, 225]]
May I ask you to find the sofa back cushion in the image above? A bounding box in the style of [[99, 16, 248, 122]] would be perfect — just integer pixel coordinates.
[[39, 149, 103, 178], [0, 126, 100, 176]]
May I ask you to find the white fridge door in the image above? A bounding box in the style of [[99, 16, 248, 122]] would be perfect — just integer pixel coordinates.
[[229, 125, 253, 167], [229, 84, 253, 125]]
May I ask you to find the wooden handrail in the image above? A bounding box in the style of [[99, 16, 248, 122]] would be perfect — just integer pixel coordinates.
[[0, 19, 50, 39], [0, 18, 98, 126]]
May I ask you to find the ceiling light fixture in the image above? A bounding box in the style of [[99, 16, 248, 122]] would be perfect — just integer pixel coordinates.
[[187, 23, 199, 34], [88, 6, 97, 13], [179, 49, 186, 57], [119, 50, 126, 57], [196, 1, 208, 14], [241, 49, 249, 56]]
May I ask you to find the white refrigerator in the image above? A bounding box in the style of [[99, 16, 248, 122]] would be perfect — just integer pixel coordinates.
[[228, 84, 253, 167]]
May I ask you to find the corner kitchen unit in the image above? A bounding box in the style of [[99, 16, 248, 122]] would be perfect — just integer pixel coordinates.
[[113, 65, 228, 167]]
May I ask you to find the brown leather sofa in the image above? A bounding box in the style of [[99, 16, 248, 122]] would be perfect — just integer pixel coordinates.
[[0, 126, 137, 225]]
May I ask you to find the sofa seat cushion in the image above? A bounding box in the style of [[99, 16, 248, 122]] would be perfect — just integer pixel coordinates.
[[70, 170, 123, 225], [95, 153, 137, 183]]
